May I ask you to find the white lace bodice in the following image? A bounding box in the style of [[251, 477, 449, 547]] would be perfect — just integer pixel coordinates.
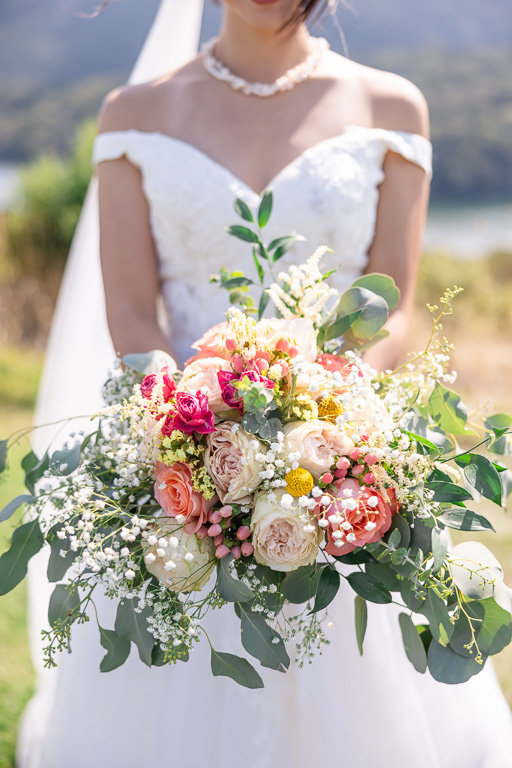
[[93, 125, 432, 365]]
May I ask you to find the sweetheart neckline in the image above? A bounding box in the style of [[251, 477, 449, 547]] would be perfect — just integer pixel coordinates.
[[94, 124, 432, 199]]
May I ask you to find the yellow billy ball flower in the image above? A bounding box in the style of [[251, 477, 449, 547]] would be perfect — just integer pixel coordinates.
[[317, 395, 343, 423], [285, 468, 314, 497]]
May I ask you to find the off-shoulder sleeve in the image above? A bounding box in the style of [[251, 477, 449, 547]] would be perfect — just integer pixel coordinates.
[[377, 128, 433, 180], [92, 130, 143, 168]]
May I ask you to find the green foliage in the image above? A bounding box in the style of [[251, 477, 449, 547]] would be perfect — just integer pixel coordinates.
[[5, 120, 96, 295], [210, 648, 264, 689]]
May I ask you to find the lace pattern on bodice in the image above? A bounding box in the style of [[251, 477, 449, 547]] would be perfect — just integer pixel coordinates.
[[93, 125, 432, 365]]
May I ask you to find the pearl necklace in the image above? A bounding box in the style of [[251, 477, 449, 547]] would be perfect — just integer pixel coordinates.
[[202, 37, 330, 98]]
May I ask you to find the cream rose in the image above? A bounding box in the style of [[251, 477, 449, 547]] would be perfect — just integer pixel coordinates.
[[283, 420, 353, 479], [204, 422, 263, 504], [178, 356, 230, 412], [144, 519, 215, 593], [251, 489, 323, 572], [345, 393, 393, 435]]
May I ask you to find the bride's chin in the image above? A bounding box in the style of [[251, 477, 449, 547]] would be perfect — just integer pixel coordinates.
[[221, 0, 300, 31]]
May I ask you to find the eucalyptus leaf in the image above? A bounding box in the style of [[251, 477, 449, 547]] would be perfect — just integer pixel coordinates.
[[0, 494, 34, 524], [281, 565, 321, 604], [258, 291, 270, 320], [258, 189, 273, 228], [48, 584, 80, 628], [346, 572, 392, 604], [239, 604, 289, 671], [427, 481, 474, 504], [267, 234, 306, 253], [47, 524, 77, 582], [234, 198, 254, 223], [354, 595, 367, 656], [322, 311, 362, 343], [122, 350, 177, 375], [0, 519, 44, 596], [449, 598, 512, 659], [419, 589, 453, 646], [115, 598, 154, 667], [386, 512, 411, 549], [485, 413, 512, 455], [226, 225, 261, 244], [222, 276, 254, 289], [454, 453, 502, 506], [332, 549, 373, 565], [427, 382, 474, 436], [99, 627, 132, 672], [217, 556, 255, 603], [437, 507, 494, 532], [24, 450, 49, 494], [335, 286, 389, 346], [352, 273, 400, 310], [431, 527, 449, 573], [310, 566, 340, 614], [365, 560, 401, 592], [428, 639, 485, 684], [211, 649, 264, 689], [399, 613, 427, 673], [253, 249, 264, 283]]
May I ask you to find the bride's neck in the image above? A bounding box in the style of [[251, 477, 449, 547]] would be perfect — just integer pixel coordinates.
[[214, 15, 313, 83]]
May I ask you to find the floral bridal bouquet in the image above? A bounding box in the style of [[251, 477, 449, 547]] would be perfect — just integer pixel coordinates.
[[1, 191, 512, 689]]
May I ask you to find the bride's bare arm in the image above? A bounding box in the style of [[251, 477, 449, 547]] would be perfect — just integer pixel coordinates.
[[363, 79, 431, 371], [96, 90, 175, 360]]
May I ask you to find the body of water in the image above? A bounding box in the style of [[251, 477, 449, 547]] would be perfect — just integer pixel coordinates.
[[0, 163, 511, 258]]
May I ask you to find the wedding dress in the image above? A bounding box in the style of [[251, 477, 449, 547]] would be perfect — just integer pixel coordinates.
[[16, 123, 512, 768]]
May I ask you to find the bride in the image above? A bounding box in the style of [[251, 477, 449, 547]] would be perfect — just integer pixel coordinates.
[[17, 1, 512, 767]]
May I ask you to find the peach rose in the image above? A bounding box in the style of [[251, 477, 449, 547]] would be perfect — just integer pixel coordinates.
[[154, 461, 216, 533], [204, 422, 263, 504], [251, 489, 323, 572], [185, 322, 232, 365], [178, 357, 231, 412], [283, 420, 353, 479], [323, 478, 397, 556]]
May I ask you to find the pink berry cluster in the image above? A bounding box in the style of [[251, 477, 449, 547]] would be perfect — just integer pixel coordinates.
[[196, 504, 254, 560]]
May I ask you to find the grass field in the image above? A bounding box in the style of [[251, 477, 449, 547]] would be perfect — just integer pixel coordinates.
[[0, 252, 511, 766]]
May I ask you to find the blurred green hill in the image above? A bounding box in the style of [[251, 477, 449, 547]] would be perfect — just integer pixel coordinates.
[[1, 1, 511, 201]]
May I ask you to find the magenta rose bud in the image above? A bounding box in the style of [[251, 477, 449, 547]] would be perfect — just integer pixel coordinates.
[[365, 453, 378, 466], [217, 370, 243, 413], [236, 525, 251, 541], [166, 390, 216, 435], [241, 541, 254, 557], [208, 523, 222, 537], [214, 534, 224, 546], [231, 545, 242, 559], [196, 525, 208, 539], [219, 505, 233, 518], [336, 457, 351, 470], [216, 544, 230, 559], [232, 355, 245, 374], [363, 472, 375, 485], [140, 373, 157, 399], [321, 472, 334, 484], [208, 511, 222, 524]]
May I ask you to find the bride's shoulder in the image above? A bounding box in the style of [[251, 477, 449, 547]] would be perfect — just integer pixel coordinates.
[[330, 54, 430, 138], [97, 58, 205, 134]]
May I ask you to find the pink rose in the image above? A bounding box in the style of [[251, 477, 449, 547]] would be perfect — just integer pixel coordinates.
[[154, 461, 216, 533], [255, 318, 318, 362], [185, 322, 232, 365], [217, 369, 276, 414], [322, 478, 398, 556], [140, 367, 176, 402], [162, 390, 216, 435], [178, 357, 231, 413]]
